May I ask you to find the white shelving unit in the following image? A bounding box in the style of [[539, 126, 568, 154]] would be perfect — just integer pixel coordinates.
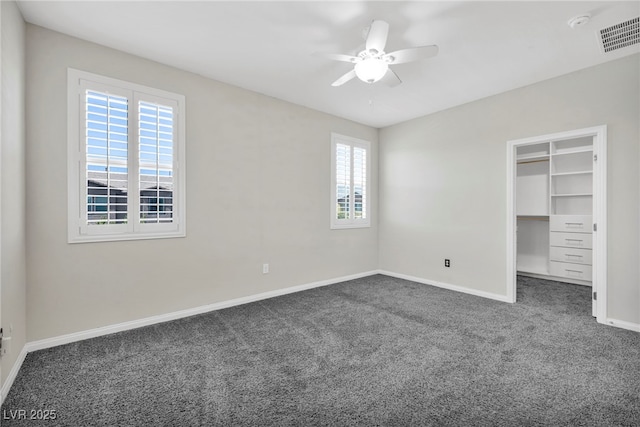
[[548, 137, 593, 284], [516, 136, 593, 285], [516, 142, 550, 276]]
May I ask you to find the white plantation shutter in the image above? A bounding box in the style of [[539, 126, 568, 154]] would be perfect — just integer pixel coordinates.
[[335, 143, 351, 220], [353, 146, 367, 220], [331, 134, 371, 229], [138, 101, 175, 224], [85, 91, 129, 225], [69, 69, 185, 243]]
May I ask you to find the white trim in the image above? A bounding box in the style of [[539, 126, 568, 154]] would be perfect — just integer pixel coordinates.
[[0, 0, 3, 391], [67, 68, 187, 243], [378, 270, 513, 303], [0, 344, 28, 406], [506, 126, 608, 323], [26, 270, 379, 352], [506, 140, 517, 303], [330, 133, 371, 229], [604, 318, 640, 333], [592, 126, 607, 322]]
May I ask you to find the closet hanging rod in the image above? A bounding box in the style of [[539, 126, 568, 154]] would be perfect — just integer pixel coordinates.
[[517, 158, 550, 165], [517, 216, 549, 221]]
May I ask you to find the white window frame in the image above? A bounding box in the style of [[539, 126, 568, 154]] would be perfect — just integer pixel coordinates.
[[67, 68, 186, 243], [330, 133, 371, 229]]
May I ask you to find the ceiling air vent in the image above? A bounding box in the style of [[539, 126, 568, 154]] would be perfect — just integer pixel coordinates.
[[599, 17, 639, 53]]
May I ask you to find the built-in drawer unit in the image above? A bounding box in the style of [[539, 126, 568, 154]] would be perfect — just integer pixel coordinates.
[[550, 215, 592, 233], [549, 215, 593, 283], [549, 261, 592, 281], [549, 231, 593, 249], [549, 246, 592, 265]]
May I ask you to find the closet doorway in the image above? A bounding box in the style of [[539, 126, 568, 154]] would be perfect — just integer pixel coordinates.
[[506, 126, 607, 323]]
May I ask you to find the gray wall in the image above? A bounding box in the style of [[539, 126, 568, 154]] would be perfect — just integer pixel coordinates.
[[18, 20, 640, 345], [379, 54, 640, 324], [1, 0, 26, 384], [25, 25, 378, 341]]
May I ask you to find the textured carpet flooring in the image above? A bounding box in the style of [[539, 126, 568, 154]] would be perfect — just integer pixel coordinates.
[[2, 275, 639, 426]]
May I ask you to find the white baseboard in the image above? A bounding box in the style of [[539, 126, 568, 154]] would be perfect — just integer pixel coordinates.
[[378, 270, 512, 303], [26, 270, 379, 353], [603, 318, 640, 333], [1, 344, 28, 406], [517, 271, 592, 287]]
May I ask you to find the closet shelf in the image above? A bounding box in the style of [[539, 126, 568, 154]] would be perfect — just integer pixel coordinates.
[[551, 170, 592, 177], [550, 193, 593, 197], [551, 147, 592, 156]]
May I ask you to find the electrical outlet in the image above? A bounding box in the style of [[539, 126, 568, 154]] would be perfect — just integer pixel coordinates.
[[262, 263, 269, 274], [1, 336, 10, 356], [444, 259, 450, 268]]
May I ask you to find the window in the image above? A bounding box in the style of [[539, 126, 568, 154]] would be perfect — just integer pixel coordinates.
[[68, 69, 186, 242], [331, 133, 371, 229]]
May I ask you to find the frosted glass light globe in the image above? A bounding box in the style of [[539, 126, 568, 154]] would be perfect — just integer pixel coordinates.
[[354, 58, 388, 83]]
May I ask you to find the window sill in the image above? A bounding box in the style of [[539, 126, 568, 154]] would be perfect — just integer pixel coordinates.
[[68, 230, 186, 244], [330, 223, 371, 230]]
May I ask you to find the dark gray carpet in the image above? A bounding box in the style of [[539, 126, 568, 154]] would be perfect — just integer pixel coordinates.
[[2, 274, 639, 426]]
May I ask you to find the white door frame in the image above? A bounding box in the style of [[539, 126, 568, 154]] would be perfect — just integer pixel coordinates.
[[506, 125, 607, 323], [0, 0, 3, 387]]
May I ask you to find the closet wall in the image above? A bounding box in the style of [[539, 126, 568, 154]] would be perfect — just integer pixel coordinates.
[[516, 136, 594, 285]]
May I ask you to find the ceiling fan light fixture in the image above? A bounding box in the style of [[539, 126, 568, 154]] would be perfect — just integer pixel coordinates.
[[354, 57, 388, 83], [321, 19, 438, 87]]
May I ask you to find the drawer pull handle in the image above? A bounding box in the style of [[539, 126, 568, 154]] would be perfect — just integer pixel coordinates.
[[566, 254, 583, 258], [565, 269, 583, 275], [565, 222, 584, 227], [565, 239, 584, 246]]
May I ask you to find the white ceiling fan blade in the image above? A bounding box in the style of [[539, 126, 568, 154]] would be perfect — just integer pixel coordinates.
[[314, 52, 359, 63], [381, 68, 402, 87], [331, 69, 357, 87], [384, 45, 439, 64], [366, 20, 389, 54]]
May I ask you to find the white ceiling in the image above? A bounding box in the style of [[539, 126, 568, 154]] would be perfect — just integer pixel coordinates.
[[17, 1, 640, 128]]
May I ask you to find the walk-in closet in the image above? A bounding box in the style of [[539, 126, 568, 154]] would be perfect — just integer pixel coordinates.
[[516, 136, 594, 285]]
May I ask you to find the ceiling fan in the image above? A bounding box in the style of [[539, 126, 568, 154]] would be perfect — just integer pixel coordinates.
[[318, 20, 439, 87]]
